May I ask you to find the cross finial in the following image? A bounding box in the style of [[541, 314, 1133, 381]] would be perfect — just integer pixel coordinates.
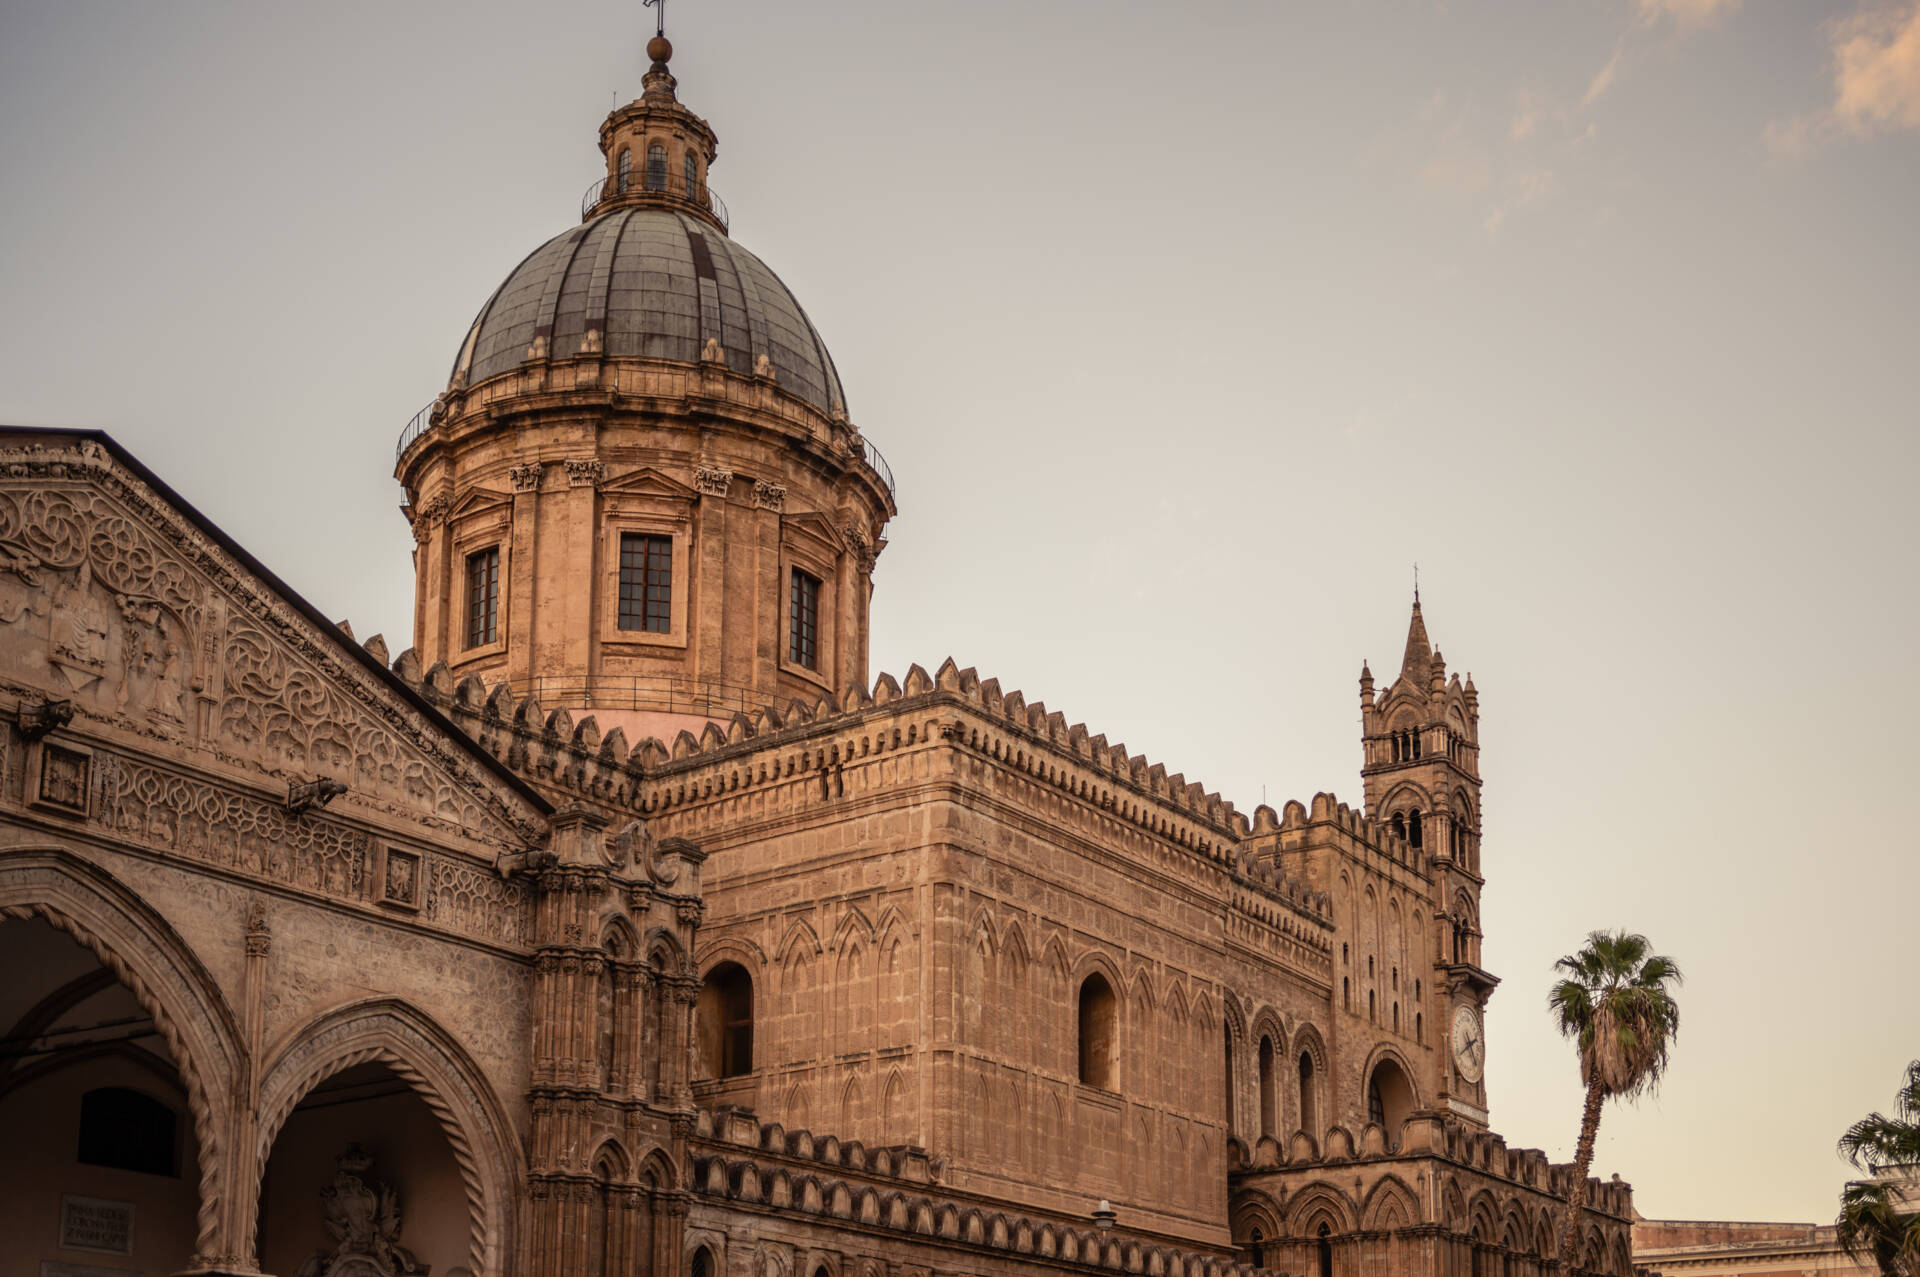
[[1413, 561, 1420, 604], [644, 0, 665, 37]]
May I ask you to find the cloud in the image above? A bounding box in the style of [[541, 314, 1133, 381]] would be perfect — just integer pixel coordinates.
[[1767, 0, 1920, 155], [1586, 0, 1743, 106], [1832, 0, 1920, 133], [1584, 39, 1628, 106], [1633, 0, 1743, 29]]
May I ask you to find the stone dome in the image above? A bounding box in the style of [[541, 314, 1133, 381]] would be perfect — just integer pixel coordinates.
[[451, 206, 848, 416]]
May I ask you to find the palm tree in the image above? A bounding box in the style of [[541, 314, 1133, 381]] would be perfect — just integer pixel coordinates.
[[1547, 929, 1682, 1265], [1835, 1060, 1920, 1277]]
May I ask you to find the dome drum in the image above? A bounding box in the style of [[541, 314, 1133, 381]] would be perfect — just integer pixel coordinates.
[[396, 41, 890, 730]]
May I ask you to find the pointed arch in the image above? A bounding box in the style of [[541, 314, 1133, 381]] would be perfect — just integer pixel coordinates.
[[642, 925, 690, 978], [637, 1143, 677, 1192], [592, 1136, 631, 1181], [963, 903, 999, 951], [1377, 779, 1436, 816], [253, 996, 521, 1274], [999, 917, 1033, 969], [828, 903, 875, 953], [0, 848, 247, 1264], [600, 914, 640, 959], [839, 1071, 866, 1143], [1126, 963, 1157, 1011], [1286, 1181, 1359, 1235], [1500, 1205, 1529, 1252], [775, 916, 825, 965], [784, 1076, 812, 1129], [880, 1067, 910, 1143], [694, 934, 767, 976], [1362, 1174, 1421, 1231], [1466, 1190, 1499, 1243], [1231, 1188, 1284, 1245]]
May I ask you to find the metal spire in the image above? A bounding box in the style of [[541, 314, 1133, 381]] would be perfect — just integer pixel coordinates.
[[644, 0, 665, 37]]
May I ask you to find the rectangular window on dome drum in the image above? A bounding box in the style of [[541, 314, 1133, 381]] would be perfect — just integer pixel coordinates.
[[618, 533, 673, 633], [684, 153, 697, 196], [789, 568, 820, 669], [465, 547, 500, 648]]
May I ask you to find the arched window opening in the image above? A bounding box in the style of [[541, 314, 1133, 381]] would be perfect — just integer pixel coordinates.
[[690, 1246, 715, 1277], [1416, 1011, 1424, 1043], [1368, 989, 1376, 1022], [646, 143, 668, 190], [1408, 810, 1424, 848], [1393, 1001, 1400, 1032], [587, 1155, 619, 1277], [1318, 1222, 1334, 1277], [1223, 1023, 1236, 1132], [595, 958, 617, 1088], [1391, 812, 1406, 839], [695, 962, 754, 1078], [1368, 955, 1375, 977], [1366, 1058, 1416, 1149], [1298, 1051, 1317, 1136], [1342, 977, 1350, 1011], [813, 1266, 831, 1277], [1257, 1034, 1276, 1136], [77, 1087, 177, 1176], [1412, 729, 1423, 759], [617, 148, 632, 192], [684, 151, 698, 195], [1077, 973, 1118, 1089], [1392, 967, 1399, 990], [1341, 942, 1349, 964]]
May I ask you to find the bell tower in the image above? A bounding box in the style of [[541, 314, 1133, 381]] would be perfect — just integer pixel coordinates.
[[1360, 596, 1498, 1125]]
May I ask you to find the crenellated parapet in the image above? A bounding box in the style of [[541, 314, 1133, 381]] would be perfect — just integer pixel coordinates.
[[687, 1105, 1284, 1277], [1231, 1111, 1638, 1277], [372, 645, 1348, 942]]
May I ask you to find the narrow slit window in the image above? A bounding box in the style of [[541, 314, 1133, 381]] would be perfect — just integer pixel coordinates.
[[789, 568, 820, 669], [466, 546, 500, 648], [618, 533, 673, 633]]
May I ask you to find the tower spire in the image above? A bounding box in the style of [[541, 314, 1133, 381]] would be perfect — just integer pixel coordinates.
[[644, 0, 665, 38], [1400, 597, 1432, 681]]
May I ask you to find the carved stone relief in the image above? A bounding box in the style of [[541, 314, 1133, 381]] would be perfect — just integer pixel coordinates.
[[564, 458, 606, 489], [293, 1144, 424, 1277], [97, 756, 369, 899], [0, 452, 540, 853], [693, 466, 733, 498], [752, 481, 787, 512], [424, 856, 528, 947]]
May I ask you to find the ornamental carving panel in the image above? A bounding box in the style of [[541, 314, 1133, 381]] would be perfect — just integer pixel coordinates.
[[693, 466, 733, 497], [424, 855, 527, 947], [96, 756, 368, 899], [0, 443, 540, 852]]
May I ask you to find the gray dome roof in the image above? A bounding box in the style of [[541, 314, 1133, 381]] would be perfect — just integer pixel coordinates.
[[453, 207, 846, 416]]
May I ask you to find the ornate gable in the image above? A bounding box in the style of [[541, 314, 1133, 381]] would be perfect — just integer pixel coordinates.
[[0, 432, 548, 856]]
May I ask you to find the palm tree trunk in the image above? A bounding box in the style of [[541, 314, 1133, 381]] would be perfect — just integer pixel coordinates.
[[1558, 1074, 1608, 1268]]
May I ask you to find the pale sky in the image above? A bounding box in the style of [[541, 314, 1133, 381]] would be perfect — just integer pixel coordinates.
[[3, 0, 1916, 1226]]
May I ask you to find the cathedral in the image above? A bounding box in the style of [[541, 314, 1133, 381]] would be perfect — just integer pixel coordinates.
[[0, 30, 1640, 1277]]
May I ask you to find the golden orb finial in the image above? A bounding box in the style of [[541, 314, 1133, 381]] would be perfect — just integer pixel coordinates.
[[647, 34, 673, 64]]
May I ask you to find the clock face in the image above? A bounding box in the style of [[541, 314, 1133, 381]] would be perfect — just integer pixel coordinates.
[[1451, 1004, 1486, 1083]]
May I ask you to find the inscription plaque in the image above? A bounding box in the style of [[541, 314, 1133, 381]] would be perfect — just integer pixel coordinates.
[[58, 1194, 134, 1255]]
